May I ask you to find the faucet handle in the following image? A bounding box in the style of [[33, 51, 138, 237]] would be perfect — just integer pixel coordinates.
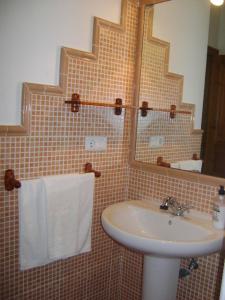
[[160, 197, 169, 210], [160, 203, 169, 210], [160, 196, 176, 210]]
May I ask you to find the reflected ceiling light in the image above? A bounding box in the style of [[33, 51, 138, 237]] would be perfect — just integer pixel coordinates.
[[210, 0, 224, 6]]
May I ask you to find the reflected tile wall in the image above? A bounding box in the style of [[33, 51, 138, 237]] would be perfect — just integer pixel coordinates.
[[136, 6, 202, 165], [136, 110, 202, 164]]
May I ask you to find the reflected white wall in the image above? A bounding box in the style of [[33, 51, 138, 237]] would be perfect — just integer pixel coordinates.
[[153, 0, 210, 129]]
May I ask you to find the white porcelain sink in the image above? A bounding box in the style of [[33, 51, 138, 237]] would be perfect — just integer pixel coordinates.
[[102, 200, 224, 300], [101, 200, 224, 258]]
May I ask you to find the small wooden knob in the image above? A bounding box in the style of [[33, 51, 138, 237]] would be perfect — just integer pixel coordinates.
[[4, 169, 21, 191], [84, 163, 101, 178], [115, 98, 123, 115]]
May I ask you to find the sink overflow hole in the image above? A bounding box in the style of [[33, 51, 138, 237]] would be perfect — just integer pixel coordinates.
[[168, 220, 172, 225]]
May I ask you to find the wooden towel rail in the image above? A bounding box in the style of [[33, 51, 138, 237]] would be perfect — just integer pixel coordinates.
[[65, 93, 134, 115], [65, 94, 192, 119], [140, 101, 191, 118]]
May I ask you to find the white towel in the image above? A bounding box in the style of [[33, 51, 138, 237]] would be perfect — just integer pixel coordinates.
[[19, 173, 94, 270], [170, 162, 180, 169], [19, 179, 52, 270], [42, 173, 94, 260], [178, 160, 202, 172], [170, 160, 202, 172]]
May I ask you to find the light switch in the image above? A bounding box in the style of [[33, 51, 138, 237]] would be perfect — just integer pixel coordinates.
[[85, 136, 107, 151], [149, 136, 165, 148]]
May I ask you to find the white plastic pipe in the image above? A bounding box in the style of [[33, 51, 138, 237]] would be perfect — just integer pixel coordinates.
[[220, 260, 225, 300]]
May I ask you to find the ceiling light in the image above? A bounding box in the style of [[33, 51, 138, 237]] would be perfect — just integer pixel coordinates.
[[210, 0, 224, 6]]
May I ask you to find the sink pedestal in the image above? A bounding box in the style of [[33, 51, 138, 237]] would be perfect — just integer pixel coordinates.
[[142, 256, 180, 300]]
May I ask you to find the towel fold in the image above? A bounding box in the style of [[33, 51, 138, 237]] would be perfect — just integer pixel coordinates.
[[42, 173, 94, 259], [19, 173, 94, 270], [19, 179, 51, 270]]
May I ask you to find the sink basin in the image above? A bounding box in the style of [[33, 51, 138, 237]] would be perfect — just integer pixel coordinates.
[[101, 200, 224, 258], [102, 200, 224, 300]]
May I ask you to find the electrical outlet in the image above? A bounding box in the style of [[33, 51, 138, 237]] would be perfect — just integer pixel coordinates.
[[85, 136, 107, 151], [149, 136, 165, 148]]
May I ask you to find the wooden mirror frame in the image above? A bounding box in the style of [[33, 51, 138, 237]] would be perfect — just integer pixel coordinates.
[[129, 0, 225, 186]]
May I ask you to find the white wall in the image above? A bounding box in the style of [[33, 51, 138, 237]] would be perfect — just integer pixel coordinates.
[[208, 4, 225, 54], [208, 5, 221, 49], [218, 5, 225, 54], [0, 0, 121, 125], [153, 0, 210, 129]]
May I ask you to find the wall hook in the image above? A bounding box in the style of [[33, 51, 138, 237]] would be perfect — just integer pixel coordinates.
[[4, 169, 21, 191], [170, 105, 176, 119], [84, 163, 101, 178], [140, 101, 149, 117]]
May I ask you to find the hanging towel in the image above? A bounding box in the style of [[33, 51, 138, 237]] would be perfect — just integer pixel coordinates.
[[19, 179, 52, 270], [170, 160, 202, 172], [170, 162, 180, 169], [178, 160, 202, 172], [42, 173, 94, 260]]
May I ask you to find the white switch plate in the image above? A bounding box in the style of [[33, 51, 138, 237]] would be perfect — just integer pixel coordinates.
[[149, 136, 165, 148], [85, 136, 107, 151]]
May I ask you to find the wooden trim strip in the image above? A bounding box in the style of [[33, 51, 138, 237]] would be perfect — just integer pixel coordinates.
[[132, 159, 225, 186], [65, 100, 135, 110]]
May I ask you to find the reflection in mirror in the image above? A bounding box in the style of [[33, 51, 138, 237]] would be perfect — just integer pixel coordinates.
[[135, 3, 225, 178]]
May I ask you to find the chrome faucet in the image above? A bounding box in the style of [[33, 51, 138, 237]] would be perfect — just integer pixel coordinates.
[[160, 196, 193, 216]]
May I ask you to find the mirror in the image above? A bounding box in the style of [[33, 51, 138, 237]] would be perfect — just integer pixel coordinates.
[[133, 1, 225, 179]]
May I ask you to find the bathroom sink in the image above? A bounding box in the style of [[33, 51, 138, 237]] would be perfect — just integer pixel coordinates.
[[101, 200, 224, 258]]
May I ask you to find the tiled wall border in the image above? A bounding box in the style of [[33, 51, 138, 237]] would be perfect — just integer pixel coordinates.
[[0, 0, 171, 137], [0, 0, 130, 136]]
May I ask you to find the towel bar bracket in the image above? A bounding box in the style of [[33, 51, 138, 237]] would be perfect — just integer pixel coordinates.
[[84, 163, 101, 178], [5, 169, 21, 191], [65, 93, 130, 116]]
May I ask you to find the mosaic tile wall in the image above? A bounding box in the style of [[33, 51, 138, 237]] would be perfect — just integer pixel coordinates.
[[135, 110, 202, 164], [135, 6, 202, 165], [1, 1, 224, 300], [0, 0, 137, 299]]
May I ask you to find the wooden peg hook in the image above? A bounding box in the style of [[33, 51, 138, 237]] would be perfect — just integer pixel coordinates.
[[4, 169, 21, 191], [84, 163, 101, 178]]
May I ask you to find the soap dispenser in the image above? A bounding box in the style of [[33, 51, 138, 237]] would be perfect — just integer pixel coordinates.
[[213, 185, 225, 229]]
